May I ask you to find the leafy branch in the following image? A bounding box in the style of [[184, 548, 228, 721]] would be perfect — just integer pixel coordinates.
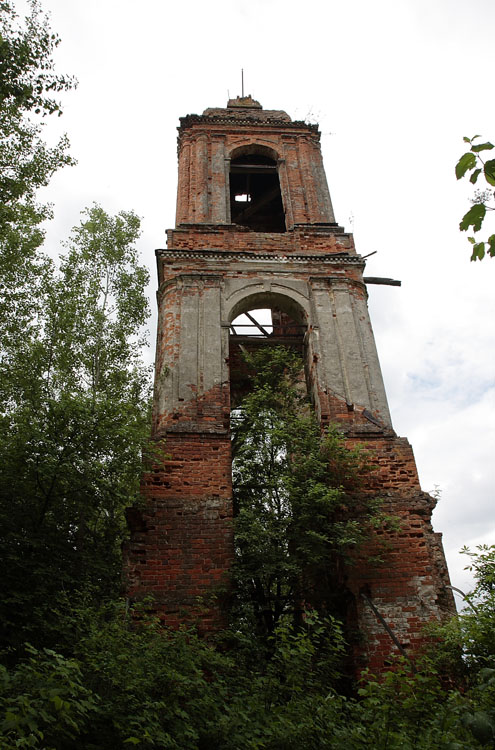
[[456, 135, 495, 261]]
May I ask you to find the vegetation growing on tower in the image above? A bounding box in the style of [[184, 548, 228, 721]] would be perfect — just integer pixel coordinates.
[[0, 1, 494, 747]]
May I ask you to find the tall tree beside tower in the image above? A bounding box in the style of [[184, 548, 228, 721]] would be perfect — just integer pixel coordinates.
[[0, 1, 152, 650]]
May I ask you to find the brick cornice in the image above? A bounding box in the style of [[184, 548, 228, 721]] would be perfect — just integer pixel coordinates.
[[156, 248, 365, 265], [179, 114, 319, 134]]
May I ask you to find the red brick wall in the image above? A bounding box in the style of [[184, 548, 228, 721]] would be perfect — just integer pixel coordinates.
[[165, 224, 355, 256], [124, 433, 233, 631]]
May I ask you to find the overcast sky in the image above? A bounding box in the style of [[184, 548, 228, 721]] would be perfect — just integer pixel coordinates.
[[17, 0, 495, 600]]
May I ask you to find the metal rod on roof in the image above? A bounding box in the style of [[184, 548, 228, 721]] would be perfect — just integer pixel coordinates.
[[245, 311, 271, 337], [241, 68, 244, 97]]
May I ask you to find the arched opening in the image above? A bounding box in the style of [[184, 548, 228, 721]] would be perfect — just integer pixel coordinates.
[[229, 146, 286, 233], [228, 294, 307, 407]]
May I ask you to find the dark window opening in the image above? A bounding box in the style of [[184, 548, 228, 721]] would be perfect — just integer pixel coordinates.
[[230, 154, 286, 233]]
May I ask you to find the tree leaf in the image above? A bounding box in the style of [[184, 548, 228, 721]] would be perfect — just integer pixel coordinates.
[[52, 694, 64, 711], [460, 203, 486, 232], [483, 159, 495, 187], [465, 711, 495, 744], [470, 242, 485, 262], [487, 235, 495, 258], [455, 152, 476, 179], [471, 142, 494, 153], [469, 168, 482, 184]]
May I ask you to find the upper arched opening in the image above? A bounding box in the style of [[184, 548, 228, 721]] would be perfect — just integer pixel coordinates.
[[229, 145, 286, 233]]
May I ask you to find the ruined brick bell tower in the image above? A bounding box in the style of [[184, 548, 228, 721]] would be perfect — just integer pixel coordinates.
[[125, 96, 454, 669]]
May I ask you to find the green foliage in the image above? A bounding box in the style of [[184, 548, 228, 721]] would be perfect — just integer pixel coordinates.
[[0, 0, 75, 252], [68, 602, 232, 749], [231, 346, 380, 638], [424, 546, 495, 748], [0, 205, 152, 651], [0, 603, 347, 750], [0, 0, 75, 116], [2, 601, 493, 750], [350, 661, 482, 749], [432, 546, 495, 676], [456, 136, 495, 260], [463, 668, 495, 746], [0, 0, 75, 446], [0, 644, 97, 749]]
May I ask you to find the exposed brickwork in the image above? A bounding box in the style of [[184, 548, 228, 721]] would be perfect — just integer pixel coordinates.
[[347, 486, 453, 672], [166, 224, 355, 255], [124, 432, 233, 630], [125, 97, 454, 670]]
